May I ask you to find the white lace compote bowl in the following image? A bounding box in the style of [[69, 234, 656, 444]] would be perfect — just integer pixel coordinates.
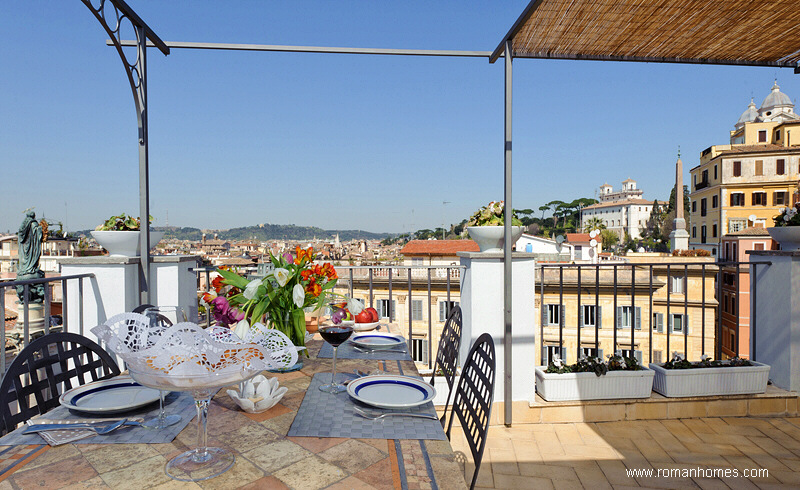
[[93, 314, 297, 482]]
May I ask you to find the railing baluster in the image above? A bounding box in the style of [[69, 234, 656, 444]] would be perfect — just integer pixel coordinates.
[[368, 269, 373, 308], [735, 261, 741, 356], [407, 268, 412, 353], [752, 263, 758, 362], [716, 262, 722, 360], [349, 269, 354, 299], [666, 264, 671, 358], [540, 266, 545, 365], [427, 268, 432, 369], [648, 265, 653, 364], [684, 264, 689, 356], [388, 268, 393, 323], [631, 264, 635, 357], [576, 265, 581, 361], [558, 266, 564, 360], [44, 282, 51, 335], [595, 265, 599, 352], [23, 284, 30, 348], [78, 277, 84, 336], [612, 265, 617, 354], [1, 286, 6, 374], [62, 279, 69, 333], [701, 264, 706, 357]]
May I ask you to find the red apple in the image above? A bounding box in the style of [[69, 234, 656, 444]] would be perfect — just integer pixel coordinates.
[[355, 310, 372, 323], [366, 307, 379, 322]]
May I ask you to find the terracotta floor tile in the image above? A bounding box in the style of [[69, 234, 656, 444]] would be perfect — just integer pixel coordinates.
[[239, 476, 290, 490], [288, 436, 347, 454], [318, 439, 387, 475], [273, 455, 347, 488], [354, 456, 396, 490], [11, 455, 98, 488], [97, 455, 171, 490], [242, 439, 313, 474], [242, 402, 292, 422]]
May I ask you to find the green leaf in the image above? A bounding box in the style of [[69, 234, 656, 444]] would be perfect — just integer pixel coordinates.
[[216, 268, 249, 289]]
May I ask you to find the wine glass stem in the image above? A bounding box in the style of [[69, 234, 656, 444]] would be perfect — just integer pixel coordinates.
[[193, 395, 211, 463], [331, 345, 339, 385], [158, 391, 165, 423]]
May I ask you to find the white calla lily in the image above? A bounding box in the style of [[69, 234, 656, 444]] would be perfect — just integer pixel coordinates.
[[293, 283, 305, 308], [233, 319, 250, 339], [243, 279, 262, 300], [347, 297, 364, 315], [273, 268, 290, 287]]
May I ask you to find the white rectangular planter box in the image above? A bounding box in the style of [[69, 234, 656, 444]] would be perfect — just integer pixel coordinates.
[[535, 366, 655, 402], [430, 375, 460, 406], [649, 361, 770, 397]]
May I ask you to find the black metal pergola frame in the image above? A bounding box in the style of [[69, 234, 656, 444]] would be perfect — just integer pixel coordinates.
[[78, 0, 800, 427]]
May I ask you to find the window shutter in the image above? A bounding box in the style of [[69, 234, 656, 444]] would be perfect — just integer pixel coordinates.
[[597, 306, 602, 329], [391, 300, 396, 320], [597, 348, 604, 359], [560, 347, 567, 362], [686, 315, 690, 335], [657, 313, 664, 333], [412, 300, 423, 321], [634, 350, 643, 364], [541, 346, 549, 366], [560, 304, 565, 327], [579, 307, 584, 328], [616, 307, 622, 329], [422, 339, 429, 364], [541, 305, 549, 327], [683, 276, 688, 294], [635, 307, 642, 330]]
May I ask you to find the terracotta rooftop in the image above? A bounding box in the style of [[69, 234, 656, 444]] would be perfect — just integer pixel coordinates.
[[725, 227, 773, 237], [400, 239, 479, 256], [565, 233, 592, 243], [719, 144, 800, 155]]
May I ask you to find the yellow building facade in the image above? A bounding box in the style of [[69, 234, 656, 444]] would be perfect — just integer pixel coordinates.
[[689, 82, 800, 255]]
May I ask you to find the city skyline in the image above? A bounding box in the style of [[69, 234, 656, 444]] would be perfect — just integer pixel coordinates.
[[2, 1, 798, 234]]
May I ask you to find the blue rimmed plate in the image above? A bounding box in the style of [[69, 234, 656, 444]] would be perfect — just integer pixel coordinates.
[[347, 375, 436, 409], [59, 375, 161, 415], [349, 332, 405, 350]]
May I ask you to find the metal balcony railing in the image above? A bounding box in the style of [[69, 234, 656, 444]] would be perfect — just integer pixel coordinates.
[[0, 273, 95, 374], [537, 261, 768, 367]]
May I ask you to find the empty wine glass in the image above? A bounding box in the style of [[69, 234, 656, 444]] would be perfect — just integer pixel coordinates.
[[140, 306, 186, 429], [318, 323, 354, 393]]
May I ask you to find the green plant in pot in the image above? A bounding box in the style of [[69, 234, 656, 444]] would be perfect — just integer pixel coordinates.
[[91, 213, 162, 257], [463, 201, 524, 252]]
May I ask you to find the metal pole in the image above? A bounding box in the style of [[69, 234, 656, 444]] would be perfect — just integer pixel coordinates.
[[137, 23, 151, 306], [503, 38, 513, 427]]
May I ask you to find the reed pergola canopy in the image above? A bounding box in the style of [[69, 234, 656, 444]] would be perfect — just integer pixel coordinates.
[[490, 0, 800, 69]]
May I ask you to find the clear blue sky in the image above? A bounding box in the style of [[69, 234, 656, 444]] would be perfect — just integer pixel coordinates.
[[1, 2, 796, 235]]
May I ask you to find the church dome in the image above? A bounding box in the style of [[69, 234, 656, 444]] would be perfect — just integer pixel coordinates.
[[760, 80, 793, 112], [735, 99, 758, 129]]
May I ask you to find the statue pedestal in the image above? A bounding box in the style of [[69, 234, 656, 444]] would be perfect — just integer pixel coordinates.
[[17, 303, 46, 333], [670, 219, 690, 252]]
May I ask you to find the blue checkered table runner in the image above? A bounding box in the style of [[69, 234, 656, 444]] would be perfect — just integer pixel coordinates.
[[318, 339, 412, 361], [287, 372, 445, 441], [0, 391, 195, 446]]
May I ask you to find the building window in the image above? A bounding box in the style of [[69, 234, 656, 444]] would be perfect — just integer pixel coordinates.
[[758, 130, 767, 143], [616, 306, 640, 329], [700, 198, 707, 217], [774, 191, 788, 205], [714, 164, 718, 180], [752, 192, 767, 206], [692, 226, 696, 238], [733, 243, 738, 258], [411, 299, 423, 321], [581, 305, 599, 328], [652, 312, 664, 332], [730, 193, 745, 206], [542, 345, 565, 365], [377, 299, 396, 320], [410, 338, 429, 364], [581, 347, 602, 359], [670, 275, 685, 294], [618, 348, 643, 363], [725, 243, 730, 260], [545, 304, 562, 326], [411, 257, 423, 266], [701, 225, 707, 243], [731, 332, 737, 352], [777, 159, 786, 175], [754, 242, 765, 251], [729, 218, 747, 233], [755, 160, 764, 176], [438, 300, 459, 322], [712, 195, 718, 208], [733, 161, 741, 177], [652, 351, 663, 364], [776, 130, 781, 141], [723, 294, 729, 313], [692, 201, 697, 213], [670, 314, 687, 333], [712, 223, 717, 238], [731, 295, 737, 315], [701, 169, 708, 184]]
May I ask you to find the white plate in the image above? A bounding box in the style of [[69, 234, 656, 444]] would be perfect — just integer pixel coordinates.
[[349, 332, 405, 350], [353, 321, 380, 332], [347, 375, 436, 409], [59, 376, 162, 415]]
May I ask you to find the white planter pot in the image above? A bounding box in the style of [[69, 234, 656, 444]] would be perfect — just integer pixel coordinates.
[[535, 366, 654, 401], [91, 230, 165, 257], [430, 375, 460, 406], [649, 361, 770, 397], [767, 227, 800, 251], [466, 226, 524, 253]]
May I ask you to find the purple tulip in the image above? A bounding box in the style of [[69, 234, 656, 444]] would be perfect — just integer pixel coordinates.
[[331, 309, 345, 325], [211, 296, 244, 327], [283, 252, 294, 264]]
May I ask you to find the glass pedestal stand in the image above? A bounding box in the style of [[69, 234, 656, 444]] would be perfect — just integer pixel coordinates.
[[166, 389, 234, 482]]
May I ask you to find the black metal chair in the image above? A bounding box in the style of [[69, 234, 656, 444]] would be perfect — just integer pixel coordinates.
[[0, 332, 121, 436], [446, 333, 496, 490], [429, 305, 463, 428]]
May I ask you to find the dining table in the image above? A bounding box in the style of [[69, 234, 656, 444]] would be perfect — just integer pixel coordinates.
[[0, 330, 467, 490]]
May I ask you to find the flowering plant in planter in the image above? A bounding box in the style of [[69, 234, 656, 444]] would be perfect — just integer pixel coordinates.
[[95, 213, 153, 231], [774, 203, 800, 227], [545, 353, 642, 377], [465, 201, 523, 227], [662, 352, 752, 369]]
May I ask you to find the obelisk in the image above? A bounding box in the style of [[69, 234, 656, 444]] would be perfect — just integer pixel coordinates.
[[670, 150, 690, 251]]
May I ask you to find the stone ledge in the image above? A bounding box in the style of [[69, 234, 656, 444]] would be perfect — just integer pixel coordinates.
[[58, 254, 200, 265]]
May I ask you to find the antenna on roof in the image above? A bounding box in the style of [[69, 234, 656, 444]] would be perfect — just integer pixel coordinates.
[[677, 145, 681, 159]]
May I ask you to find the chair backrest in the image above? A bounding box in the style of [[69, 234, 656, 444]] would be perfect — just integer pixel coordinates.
[[0, 332, 120, 436], [429, 305, 462, 427], [446, 333, 496, 490]]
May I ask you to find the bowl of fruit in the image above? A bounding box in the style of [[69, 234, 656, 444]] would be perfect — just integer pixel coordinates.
[[353, 306, 380, 332]]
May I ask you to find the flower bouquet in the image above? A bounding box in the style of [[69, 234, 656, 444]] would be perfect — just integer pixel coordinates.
[[204, 247, 362, 351]]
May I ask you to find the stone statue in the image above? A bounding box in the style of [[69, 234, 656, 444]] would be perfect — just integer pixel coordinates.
[[16, 210, 45, 303]]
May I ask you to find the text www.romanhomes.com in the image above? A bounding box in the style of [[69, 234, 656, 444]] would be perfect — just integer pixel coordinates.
[[626, 467, 769, 479]]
